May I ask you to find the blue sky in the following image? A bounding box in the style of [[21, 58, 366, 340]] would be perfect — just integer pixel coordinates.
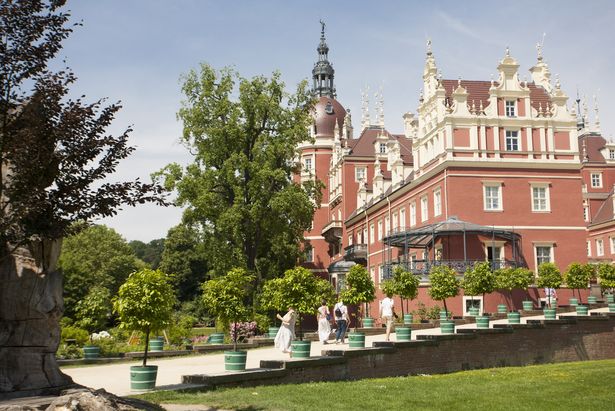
[[59, 0, 615, 241]]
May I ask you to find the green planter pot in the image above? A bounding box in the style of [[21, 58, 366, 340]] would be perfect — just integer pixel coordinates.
[[362, 317, 374, 328], [224, 350, 247, 371], [497, 304, 507, 314], [148, 338, 164, 352], [348, 332, 366, 348], [569, 297, 578, 307], [440, 320, 455, 334], [609, 303, 615, 312], [607, 294, 615, 304], [130, 365, 158, 391], [507, 311, 521, 324], [522, 300, 533, 311], [468, 307, 479, 317], [476, 316, 490, 329], [83, 345, 100, 359], [543, 308, 557, 320], [291, 340, 311, 358], [439, 311, 449, 321], [396, 326, 412, 341], [208, 332, 225, 344], [587, 296, 597, 304], [403, 313, 413, 325], [267, 327, 280, 338], [576, 305, 589, 316]]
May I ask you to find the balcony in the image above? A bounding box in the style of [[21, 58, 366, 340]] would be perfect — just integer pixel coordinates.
[[381, 259, 523, 282], [321, 220, 342, 243], [344, 244, 367, 264]]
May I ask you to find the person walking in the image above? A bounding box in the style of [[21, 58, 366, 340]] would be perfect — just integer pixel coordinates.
[[317, 300, 331, 344], [333, 297, 349, 344], [274, 306, 296, 354], [380, 292, 395, 341]]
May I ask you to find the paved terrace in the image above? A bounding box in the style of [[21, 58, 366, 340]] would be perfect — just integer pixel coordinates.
[[62, 307, 611, 397]]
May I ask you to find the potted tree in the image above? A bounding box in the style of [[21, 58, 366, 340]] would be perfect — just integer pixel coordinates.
[[74, 285, 111, 359], [462, 262, 495, 328], [113, 269, 176, 391], [260, 266, 334, 356], [597, 263, 615, 308], [494, 267, 521, 323], [391, 265, 420, 325], [515, 268, 536, 311], [564, 263, 593, 315], [202, 267, 254, 370], [341, 265, 376, 347], [428, 265, 460, 334], [536, 262, 563, 320]]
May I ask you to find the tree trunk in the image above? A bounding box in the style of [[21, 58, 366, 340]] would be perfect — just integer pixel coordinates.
[[0, 240, 73, 400], [143, 327, 150, 367]]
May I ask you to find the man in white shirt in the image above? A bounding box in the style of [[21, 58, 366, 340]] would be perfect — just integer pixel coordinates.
[[380, 292, 395, 341]]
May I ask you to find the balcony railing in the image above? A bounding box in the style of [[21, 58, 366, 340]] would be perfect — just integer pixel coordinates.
[[344, 244, 367, 263], [381, 259, 522, 281], [321, 220, 343, 243]]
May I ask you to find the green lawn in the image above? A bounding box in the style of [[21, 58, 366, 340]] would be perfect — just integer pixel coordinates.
[[136, 359, 615, 411]]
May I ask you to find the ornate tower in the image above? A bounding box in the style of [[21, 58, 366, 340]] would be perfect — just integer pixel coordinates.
[[312, 20, 336, 98]]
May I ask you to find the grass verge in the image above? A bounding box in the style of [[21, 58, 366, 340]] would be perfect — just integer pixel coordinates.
[[134, 359, 615, 411]]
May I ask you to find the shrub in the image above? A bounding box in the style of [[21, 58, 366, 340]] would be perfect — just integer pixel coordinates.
[[428, 265, 460, 318], [230, 321, 258, 342], [56, 343, 83, 359], [252, 312, 271, 335], [61, 326, 89, 345], [597, 263, 615, 292], [565, 263, 594, 303]]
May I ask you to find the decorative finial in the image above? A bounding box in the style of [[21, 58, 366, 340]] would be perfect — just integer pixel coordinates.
[[594, 94, 601, 132], [426, 38, 432, 56], [538, 102, 543, 116], [419, 89, 424, 103], [320, 19, 326, 37], [555, 74, 561, 90], [583, 95, 589, 129], [479, 100, 484, 114], [471, 100, 476, 114], [457, 76, 462, 88], [505, 46, 510, 57], [490, 74, 495, 87]]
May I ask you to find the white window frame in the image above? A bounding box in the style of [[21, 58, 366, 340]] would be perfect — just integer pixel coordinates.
[[505, 130, 519, 151], [348, 234, 353, 246], [462, 296, 484, 316], [420, 196, 428, 222], [610, 237, 615, 255], [305, 244, 313, 262], [587, 240, 592, 257], [596, 239, 604, 256], [377, 220, 383, 240], [379, 142, 387, 154], [610, 149, 615, 160], [591, 172, 603, 188], [534, 244, 554, 267], [434, 189, 442, 216], [530, 183, 550, 212], [392, 212, 398, 232], [483, 183, 503, 211], [410, 202, 416, 227], [584, 204, 589, 222], [484, 242, 505, 262], [385, 216, 390, 235], [355, 166, 366, 182], [399, 207, 406, 231], [369, 224, 375, 244], [505, 100, 516, 117], [362, 227, 368, 244], [304, 157, 312, 172]]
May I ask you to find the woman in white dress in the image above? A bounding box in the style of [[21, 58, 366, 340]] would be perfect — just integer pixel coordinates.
[[274, 306, 296, 354], [317, 300, 331, 344]]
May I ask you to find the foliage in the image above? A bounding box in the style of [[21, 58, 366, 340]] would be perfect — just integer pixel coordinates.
[[113, 268, 177, 366], [597, 263, 615, 291], [0, 0, 165, 250], [341, 265, 375, 321], [536, 263, 563, 289], [201, 267, 254, 350], [252, 312, 271, 335], [428, 266, 460, 317], [158, 223, 208, 302], [156, 64, 321, 291], [60, 326, 89, 346], [494, 267, 534, 310], [56, 343, 83, 360], [462, 262, 496, 298], [564, 263, 594, 303], [391, 266, 419, 301], [230, 321, 258, 342], [129, 238, 165, 269], [413, 302, 441, 322], [513, 268, 535, 292], [60, 224, 146, 317], [380, 280, 396, 297], [74, 285, 111, 341]]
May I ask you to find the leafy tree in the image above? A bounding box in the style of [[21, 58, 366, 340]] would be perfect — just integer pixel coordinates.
[[390, 265, 419, 316], [428, 266, 460, 318], [597, 263, 615, 294], [260, 266, 334, 339], [156, 64, 321, 291], [494, 267, 517, 310], [74, 285, 111, 343], [129, 238, 165, 269], [0, 1, 164, 394], [59, 224, 146, 317], [202, 268, 254, 350], [113, 269, 176, 367], [341, 265, 376, 326], [536, 263, 563, 308], [564, 263, 594, 304], [463, 262, 495, 311], [158, 223, 208, 302]]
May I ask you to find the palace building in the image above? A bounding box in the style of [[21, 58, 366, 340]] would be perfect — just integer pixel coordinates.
[[299, 25, 612, 316]]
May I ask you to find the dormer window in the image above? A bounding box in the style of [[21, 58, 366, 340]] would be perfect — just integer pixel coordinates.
[[325, 101, 333, 114], [609, 149, 615, 160], [379, 142, 387, 154], [505, 100, 516, 117]]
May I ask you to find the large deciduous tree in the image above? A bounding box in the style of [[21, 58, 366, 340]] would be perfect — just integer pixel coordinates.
[[157, 64, 320, 288], [0, 1, 164, 397]]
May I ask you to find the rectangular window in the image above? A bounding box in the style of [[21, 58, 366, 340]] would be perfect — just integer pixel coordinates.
[[587, 241, 592, 257], [399, 208, 406, 230], [597, 239, 604, 256], [410, 202, 416, 227], [385, 216, 390, 235], [584, 205, 589, 222], [362, 227, 368, 244], [348, 234, 353, 246], [505, 130, 519, 151], [421, 196, 428, 222], [434, 189, 442, 216], [369, 224, 375, 244], [305, 245, 313, 262], [392, 212, 398, 232], [505, 100, 516, 117], [611, 237, 615, 254], [531, 185, 550, 212], [304, 157, 312, 171], [610, 149, 615, 160], [379, 142, 387, 154], [377, 220, 383, 240], [536, 246, 552, 265], [483, 184, 502, 211], [591, 173, 602, 188], [355, 166, 366, 182]]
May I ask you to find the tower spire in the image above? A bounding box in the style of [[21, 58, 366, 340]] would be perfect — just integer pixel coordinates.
[[312, 20, 336, 98]]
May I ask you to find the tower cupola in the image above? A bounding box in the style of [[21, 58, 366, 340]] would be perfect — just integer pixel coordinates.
[[312, 20, 336, 98]]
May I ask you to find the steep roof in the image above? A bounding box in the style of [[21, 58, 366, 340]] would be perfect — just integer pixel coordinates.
[[579, 133, 607, 163], [590, 189, 614, 227], [346, 127, 413, 164]]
